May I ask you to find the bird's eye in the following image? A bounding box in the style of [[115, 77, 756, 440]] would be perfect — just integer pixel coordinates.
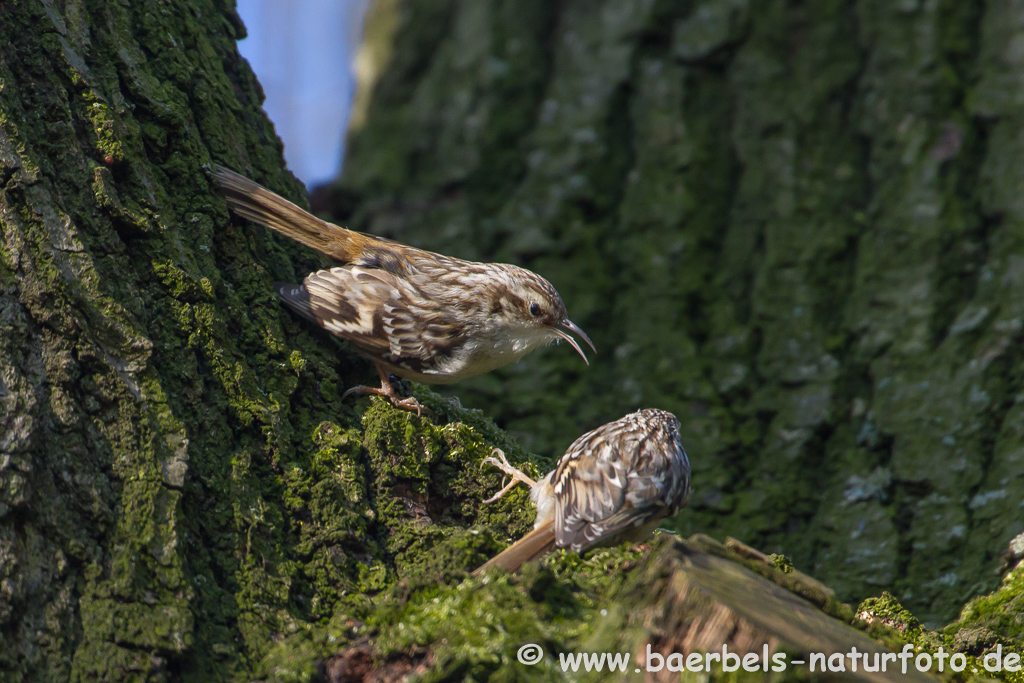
[[529, 302, 542, 317]]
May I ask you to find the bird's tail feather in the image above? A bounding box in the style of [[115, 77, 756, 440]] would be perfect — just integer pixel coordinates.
[[211, 165, 368, 261], [473, 521, 557, 576]]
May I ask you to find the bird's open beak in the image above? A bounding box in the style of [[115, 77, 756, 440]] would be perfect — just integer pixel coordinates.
[[553, 319, 595, 365]]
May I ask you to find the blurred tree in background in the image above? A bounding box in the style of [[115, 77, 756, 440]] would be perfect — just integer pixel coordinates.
[[330, 0, 1024, 625]]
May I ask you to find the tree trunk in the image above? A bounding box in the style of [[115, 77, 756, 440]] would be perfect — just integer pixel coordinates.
[[0, 2, 527, 680], [0, 0, 297, 678], [334, 0, 1024, 626]]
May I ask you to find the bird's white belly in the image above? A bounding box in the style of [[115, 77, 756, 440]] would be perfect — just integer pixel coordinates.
[[381, 328, 553, 384]]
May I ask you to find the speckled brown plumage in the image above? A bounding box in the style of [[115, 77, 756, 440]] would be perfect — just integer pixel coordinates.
[[475, 408, 691, 574], [212, 166, 593, 413]]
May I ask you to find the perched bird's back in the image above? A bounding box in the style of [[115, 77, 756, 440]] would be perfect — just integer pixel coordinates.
[[211, 165, 594, 403], [552, 408, 690, 552], [475, 409, 690, 574]]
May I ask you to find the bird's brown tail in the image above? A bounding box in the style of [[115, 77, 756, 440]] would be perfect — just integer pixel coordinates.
[[211, 165, 369, 261], [473, 521, 557, 576]]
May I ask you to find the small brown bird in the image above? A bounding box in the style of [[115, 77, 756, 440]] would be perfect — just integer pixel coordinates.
[[474, 408, 690, 575], [211, 166, 593, 413]]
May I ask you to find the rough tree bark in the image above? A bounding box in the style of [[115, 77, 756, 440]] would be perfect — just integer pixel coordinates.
[[332, 0, 1024, 626], [0, 1, 523, 680], [0, 0, 317, 678]]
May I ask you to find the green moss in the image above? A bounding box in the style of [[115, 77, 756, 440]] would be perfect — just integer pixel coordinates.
[[858, 592, 921, 636], [365, 543, 650, 683], [945, 564, 1024, 649], [214, 394, 553, 678], [82, 96, 125, 162], [152, 260, 216, 303], [841, 577, 1024, 683], [252, 616, 362, 683], [769, 553, 795, 574]]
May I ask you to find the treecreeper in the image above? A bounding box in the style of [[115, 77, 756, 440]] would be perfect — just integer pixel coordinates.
[[475, 408, 691, 574], [211, 166, 594, 414]]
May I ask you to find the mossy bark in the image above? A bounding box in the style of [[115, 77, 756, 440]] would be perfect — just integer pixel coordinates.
[[333, 0, 1024, 627], [0, 2, 535, 680]]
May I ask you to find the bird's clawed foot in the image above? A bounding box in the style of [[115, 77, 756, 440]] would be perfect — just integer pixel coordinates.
[[481, 448, 537, 504], [342, 366, 433, 417]]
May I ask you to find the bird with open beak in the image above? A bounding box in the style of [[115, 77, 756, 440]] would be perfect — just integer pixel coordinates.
[[212, 166, 594, 414]]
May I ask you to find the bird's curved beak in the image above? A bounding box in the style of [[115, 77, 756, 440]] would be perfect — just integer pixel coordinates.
[[553, 319, 595, 365]]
